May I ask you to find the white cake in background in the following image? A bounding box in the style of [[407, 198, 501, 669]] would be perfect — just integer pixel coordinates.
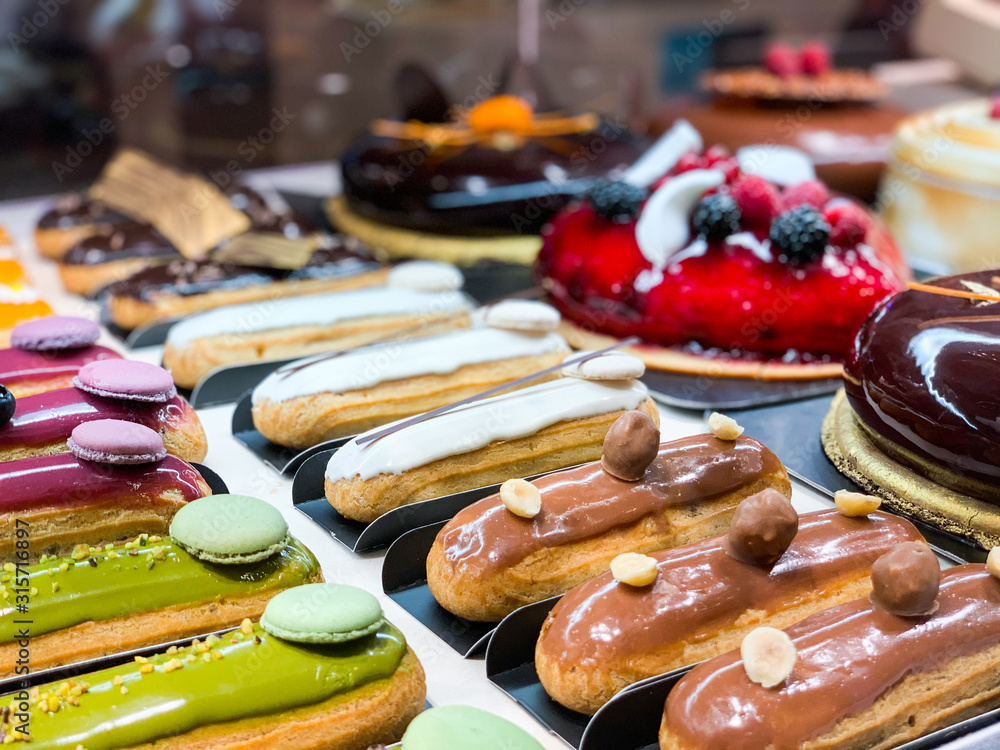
[[879, 98, 1000, 273]]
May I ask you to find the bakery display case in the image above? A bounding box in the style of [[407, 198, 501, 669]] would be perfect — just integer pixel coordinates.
[[0, 1, 997, 748]]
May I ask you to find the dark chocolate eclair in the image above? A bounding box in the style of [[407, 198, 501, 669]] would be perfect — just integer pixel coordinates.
[[61, 222, 178, 267], [36, 195, 132, 231], [662, 565, 1000, 750], [108, 236, 379, 302], [844, 271, 1000, 498], [61, 214, 316, 271], [61, 186, 312, 268], [40, 185, 291, 235], [536, 510, 922, 713], [228, 185, 319, 237]]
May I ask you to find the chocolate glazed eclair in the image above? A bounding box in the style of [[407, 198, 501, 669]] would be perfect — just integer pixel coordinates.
[[427, 412, 792, 623], [535, 496, 925, 714], [659, 551, 1000, 750]]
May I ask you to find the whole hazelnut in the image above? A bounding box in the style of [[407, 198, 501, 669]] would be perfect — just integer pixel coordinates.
[[601, 410, 660, 482], [871, 542, 940, 617], [723, 489, 798, 566]]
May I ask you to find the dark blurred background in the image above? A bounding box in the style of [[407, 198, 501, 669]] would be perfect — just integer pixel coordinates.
[[0, 0, 980, 199]]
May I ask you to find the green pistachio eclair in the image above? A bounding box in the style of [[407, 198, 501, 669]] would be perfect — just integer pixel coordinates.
[[0, 622, 407, 749], [0, 535, 320, 643]]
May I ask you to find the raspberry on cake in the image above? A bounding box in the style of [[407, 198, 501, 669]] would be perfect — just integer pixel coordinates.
[[536, 133, 910, 379]]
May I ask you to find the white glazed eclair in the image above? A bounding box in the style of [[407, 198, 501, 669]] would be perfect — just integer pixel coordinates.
[[162, 262, 474, 389], [324, 355, 659, 522], [251, 301, 570, 449]]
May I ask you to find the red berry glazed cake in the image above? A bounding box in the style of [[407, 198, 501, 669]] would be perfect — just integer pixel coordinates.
[[536, 133, 910, 379]]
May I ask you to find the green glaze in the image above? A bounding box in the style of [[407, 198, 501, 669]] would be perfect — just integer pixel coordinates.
[[0, 536, 320, 643], [0, 623, 407, 750], [261, 583, 385, 644], [402, 706, 544, 750], [170, 494, 289, 563]]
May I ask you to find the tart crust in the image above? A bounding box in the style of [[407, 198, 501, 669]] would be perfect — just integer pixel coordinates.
[[558, 319, 844, 381]]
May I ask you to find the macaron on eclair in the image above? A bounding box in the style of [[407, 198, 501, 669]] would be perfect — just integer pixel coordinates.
[[0, 494, 322, 678], [0, 583, 425, 749], [170, 493, 291, 564], [392, 706, 543, 750], [0, 420, 211, 563], [0, 360, 206, 463], [260, 583, 382, 644], [0, 316, 121, 398]]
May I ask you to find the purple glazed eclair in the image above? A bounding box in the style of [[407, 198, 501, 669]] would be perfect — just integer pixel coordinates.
[[0, 360, 206, 463], [0, 419, 211, 562], [0, 316, 121, 398]]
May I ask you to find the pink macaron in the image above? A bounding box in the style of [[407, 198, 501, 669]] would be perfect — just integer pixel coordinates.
[[11, 316, 101, 351], [73, 360, 177, 402], [68, 419, 167, 464]]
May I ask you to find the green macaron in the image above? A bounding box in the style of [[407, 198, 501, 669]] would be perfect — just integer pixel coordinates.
[[260, 583, 384, 644], [169, 494, 289, 564], [402, 706, 544, 750]]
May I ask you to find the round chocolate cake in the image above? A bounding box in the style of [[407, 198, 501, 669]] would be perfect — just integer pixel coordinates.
[[333, 69, 646, 265], [823, 271, 1000, 547]]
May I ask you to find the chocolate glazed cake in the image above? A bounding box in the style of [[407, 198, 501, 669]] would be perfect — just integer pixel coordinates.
[[340, 124, 644, 236], [331, 64, 646, 265], [822, 271, 1000, 547]]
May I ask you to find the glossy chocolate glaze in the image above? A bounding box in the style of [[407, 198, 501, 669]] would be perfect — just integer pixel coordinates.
[[666, 565, 1000, 750], [0, 387, 191, 449], [36, 196, 131, 231], [438, 435, 784, 576], [108, 237, 379, 302], [844, 271, 1000, 496], [0, 345, 121, 384], [61, 223, 178, 267], [539, 510, 922, 671], [340, 123, 647, 235], [0, 452, 206, 514]]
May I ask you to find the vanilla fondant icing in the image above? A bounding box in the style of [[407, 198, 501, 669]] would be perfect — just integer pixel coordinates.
[[252, 328, 568, 405], [325, 377, 650, 481], [166, 287, 473, 348]]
